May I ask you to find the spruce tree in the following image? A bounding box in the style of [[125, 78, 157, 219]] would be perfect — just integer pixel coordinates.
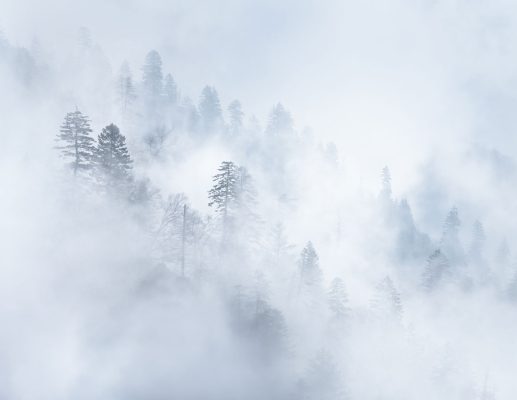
[[298, 242, 323, 306], [208, 161, 239, 219], [266, 103, 293, 135], [199, 85, 223, 132], [56, 109, 96, 175], [142, 50, 163, 99], [380, 165, 392, 199], [228, 100, 244, 135], [163, 73, 178, 105], [422, 249, 451, 291], [328, 277, 350, 321], [370, 276, 403, 322], [440, 207, 465, 266], [95, 123, 132, 185], [116, 61, 137, 116]]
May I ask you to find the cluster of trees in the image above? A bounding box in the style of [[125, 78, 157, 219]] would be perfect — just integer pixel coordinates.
[[45, 37, 517, 400], [56, 109, 132, 191]]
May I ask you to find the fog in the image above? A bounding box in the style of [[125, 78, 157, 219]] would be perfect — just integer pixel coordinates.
[[1, 0, 517, 399]]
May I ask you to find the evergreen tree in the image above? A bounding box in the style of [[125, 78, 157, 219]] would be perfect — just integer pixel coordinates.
[[468, 220, 486, 265], [208, 161, 239, 218], [328, 277, 350, 322], [208, 161, 240, 243], [116, 61, 137, 116], [56, 109, 96, 175], [228, 99, 244, 135], [440, 207, 465, 266], [422, 249, 451, 291], [266, 103, 293, 135], [142, 50, 163, 101], [181, 97, 200, 134], [370, 276, 403, 322], [297, 242, 323, 305], [163, 73, 178, 105], [395, 198, 432, 262], [95, 123, 132, 185], [380, 165, 392, 199], [199, 85, 223, 132], [299, 350, 347, 400]]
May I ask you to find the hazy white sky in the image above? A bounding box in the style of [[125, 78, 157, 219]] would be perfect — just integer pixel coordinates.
[[4, 0, 517, 189]]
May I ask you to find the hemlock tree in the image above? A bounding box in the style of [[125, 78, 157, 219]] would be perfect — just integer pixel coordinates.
[[380, 165, 392, 200], [199, 85, 223, 132], [95, 123, 132, 186], [56, 109, 96, 175], [228, 99, 244, 135], [117, 61, 137, 116], [299, 350, 347, 400], [266, 103, 293, 135], [468, 220, 486, 265], [297, 242, 323, 306], [328, 277, 350, 322], [142, 50, 163, 104], [163, 73, 178, 105], [208, 161, 239, 239], [370, 276, 403, 322], [440, 207, 465, 266], [422, 249, 451, 291]]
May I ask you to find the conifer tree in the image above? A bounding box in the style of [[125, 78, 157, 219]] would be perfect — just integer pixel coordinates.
[[298, 242, 323, 303], [95, 123, 132, 185], [116, 61, 137, 116], [328, 277, 350, 321], [56, 109, 96, 175], [380, 165, 392, 199], [228, 100, 244, 135], [422, 249, 451, 291], [440, 206, 465, 266], [163, 73, 178, 105], [266, 103, 293, 135], [142, 50, 163, 99], [299, 350, 347, 400], [468, 220, 486, 265], [208, 161, 239, 219], [370, 276, 403, 322], [199, 85, 223, 132]]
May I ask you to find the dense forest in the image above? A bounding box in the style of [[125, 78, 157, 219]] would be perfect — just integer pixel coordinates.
[[2, 9, 517, 399]]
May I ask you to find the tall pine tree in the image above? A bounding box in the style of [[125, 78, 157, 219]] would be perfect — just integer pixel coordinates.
[[94, 123, 132, 186], [56, 109, 96, 175]]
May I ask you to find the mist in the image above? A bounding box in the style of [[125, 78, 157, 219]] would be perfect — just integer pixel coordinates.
[[1, 0, 517, 399]]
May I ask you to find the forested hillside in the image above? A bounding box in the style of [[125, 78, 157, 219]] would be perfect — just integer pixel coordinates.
[[2, 5, 517, 398]]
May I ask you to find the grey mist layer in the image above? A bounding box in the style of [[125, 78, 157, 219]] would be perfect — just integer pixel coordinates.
[[1, 0, 517, 399]]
